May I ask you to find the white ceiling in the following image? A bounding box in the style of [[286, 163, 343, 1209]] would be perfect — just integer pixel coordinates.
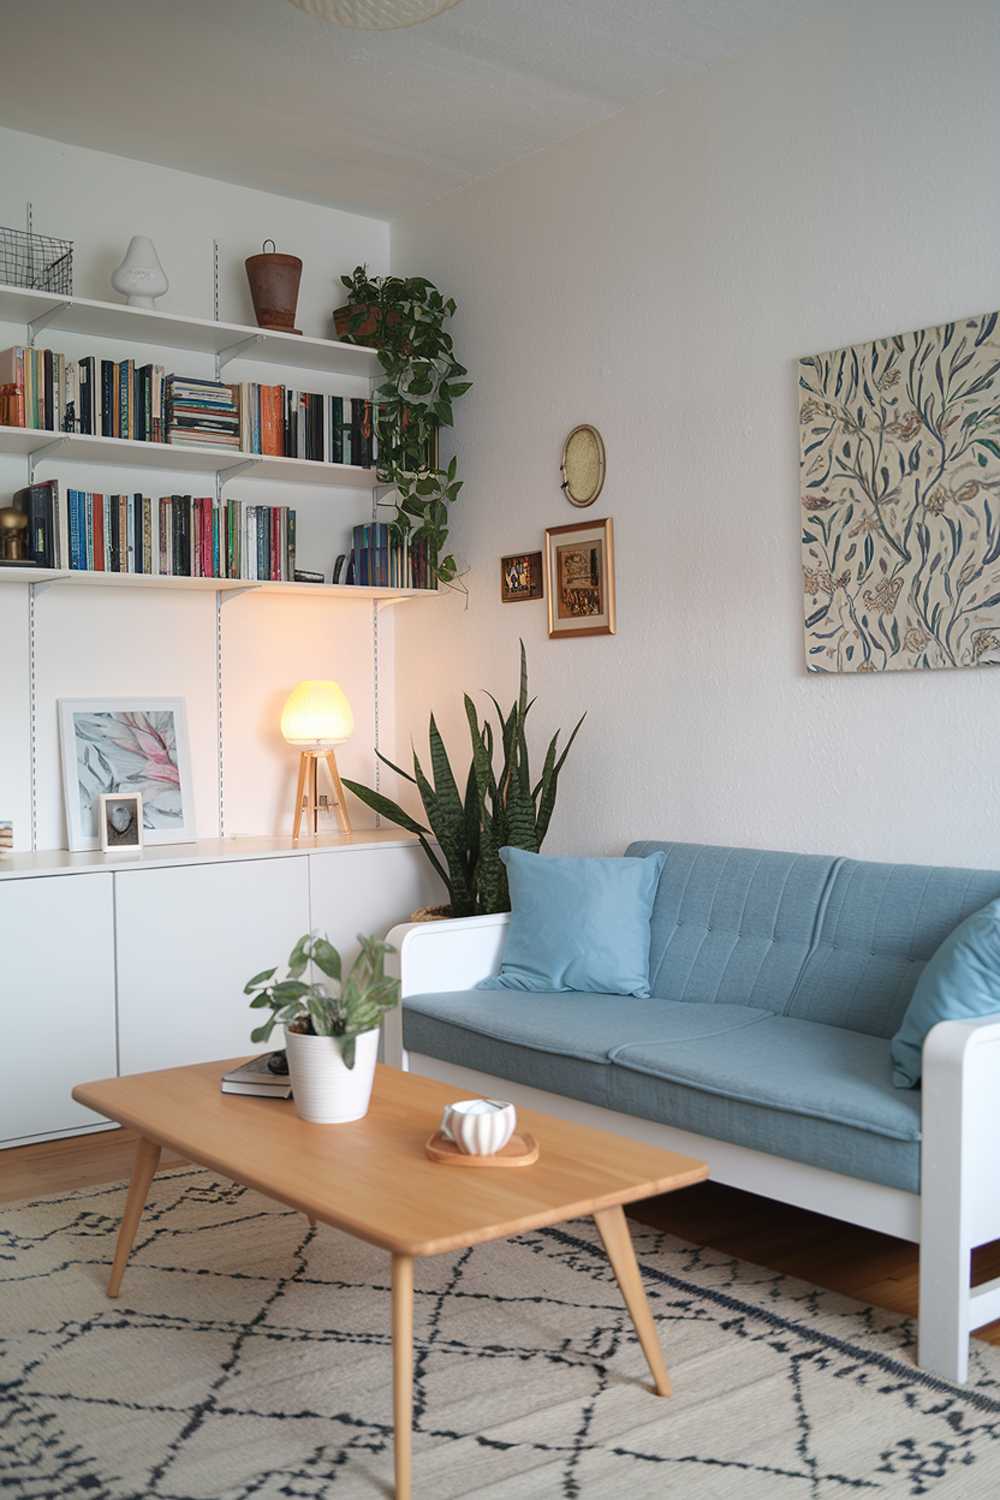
[[0, 0, 827, 218]]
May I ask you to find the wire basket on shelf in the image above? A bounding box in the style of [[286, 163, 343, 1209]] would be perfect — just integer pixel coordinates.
[[0, 226, 73, 295]]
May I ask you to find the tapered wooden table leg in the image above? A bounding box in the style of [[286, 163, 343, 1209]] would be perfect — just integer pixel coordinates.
[[107, 1136, 161, 1298], [594, 1204, 671, 1397], [392, 1252, 414, 1499]]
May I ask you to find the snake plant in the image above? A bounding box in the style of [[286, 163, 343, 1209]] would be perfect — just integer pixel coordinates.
[[342, 643, 584, 916]]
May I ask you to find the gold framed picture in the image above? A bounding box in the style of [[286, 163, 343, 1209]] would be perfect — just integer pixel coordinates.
[[501, 550, 543, 602], [544, 517, 616, 638]]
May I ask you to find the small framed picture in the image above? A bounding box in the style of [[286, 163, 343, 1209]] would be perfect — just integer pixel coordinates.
[[98, 793, 144, 852], [544, 517, 616, 637], [501, 550, 543, 603]]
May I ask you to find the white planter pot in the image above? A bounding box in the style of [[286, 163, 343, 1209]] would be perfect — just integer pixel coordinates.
[[284, 1025, 379, 1124]]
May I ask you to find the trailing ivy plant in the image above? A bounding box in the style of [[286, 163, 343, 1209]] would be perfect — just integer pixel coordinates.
[[338, 265, 471, 586], [342, 643, 585, 916], [244, 932, 400, 1069]]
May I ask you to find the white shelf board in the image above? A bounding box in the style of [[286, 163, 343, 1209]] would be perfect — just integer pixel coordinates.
[[0, 829, 419, 881], [0, 283, 381, 379], [0, 566, 437, 603], [0, 424, 378, 488]]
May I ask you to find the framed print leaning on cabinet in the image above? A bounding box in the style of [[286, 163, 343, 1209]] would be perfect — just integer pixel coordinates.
[[544, 517, 616, 638]]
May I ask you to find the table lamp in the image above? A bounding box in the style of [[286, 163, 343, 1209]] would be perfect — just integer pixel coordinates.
[[281, 680, 354, 838]]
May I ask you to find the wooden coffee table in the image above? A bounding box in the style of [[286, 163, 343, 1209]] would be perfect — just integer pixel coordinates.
[[73, 1060, 707, 1499]]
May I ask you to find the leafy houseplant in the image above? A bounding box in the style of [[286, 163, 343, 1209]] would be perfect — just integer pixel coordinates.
[[342, 644, 584, 918], [334, 266, 471, 587], [245, 933, 399, 1124]]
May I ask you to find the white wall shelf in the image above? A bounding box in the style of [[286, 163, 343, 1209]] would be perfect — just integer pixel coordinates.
[[0, 424, 377, 489], [0, 829, 419, 882], [0, 564, 437, 604], [0, 283, 381, 379]]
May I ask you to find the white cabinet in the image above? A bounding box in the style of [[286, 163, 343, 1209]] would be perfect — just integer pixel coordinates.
[[1, 875, 116, 1143], [308, 844, 439, 967], [116, 856, 310, 1074]]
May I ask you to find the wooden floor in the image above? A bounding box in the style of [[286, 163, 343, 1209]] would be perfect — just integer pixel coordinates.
[[4, 1125, 999, 1349]]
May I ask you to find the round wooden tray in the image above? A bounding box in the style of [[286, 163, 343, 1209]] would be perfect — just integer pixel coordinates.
[[424, 1130, 539, 1167]]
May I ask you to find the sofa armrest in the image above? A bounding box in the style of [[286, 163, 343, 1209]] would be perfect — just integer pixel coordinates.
[[922, 1014, 1000, 1248], [383, 913, 510, 1068]]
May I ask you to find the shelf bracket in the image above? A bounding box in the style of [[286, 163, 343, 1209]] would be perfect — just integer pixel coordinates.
[[217, 585, 260, 606], [28, 575, 63, 596], [216, 334, 263, 370], [27, 302, 70, 344], [217, 458, 260, 484], [28, 436, 68, 481]]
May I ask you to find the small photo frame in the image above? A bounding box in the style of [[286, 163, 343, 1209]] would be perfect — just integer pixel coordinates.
[[98, 793, 144, 852], [544, 517, 616, 637], [501, 550, 543, 603]]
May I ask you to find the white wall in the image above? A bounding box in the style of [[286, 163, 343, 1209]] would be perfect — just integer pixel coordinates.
[[390, 0, 1000, 870], [0, 128, 392, 850]]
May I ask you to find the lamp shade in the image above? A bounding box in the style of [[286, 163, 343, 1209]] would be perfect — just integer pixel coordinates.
[[281, 680, 354, 747]]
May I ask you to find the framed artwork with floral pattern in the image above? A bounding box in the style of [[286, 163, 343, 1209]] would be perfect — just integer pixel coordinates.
[[58, 697, 195, 851], [799, 309, 1000, 673]]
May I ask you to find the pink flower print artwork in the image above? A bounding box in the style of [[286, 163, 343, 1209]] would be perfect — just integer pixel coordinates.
[[73, 709, 185, 839]]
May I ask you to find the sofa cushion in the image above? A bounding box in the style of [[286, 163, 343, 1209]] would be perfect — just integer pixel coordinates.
[[478, 846, 666, 998], [789, 860, 1000, 1038], [403, 990, 921, 1193], [625, 841, 838, 1013], [891, 898, 1000, 1087]]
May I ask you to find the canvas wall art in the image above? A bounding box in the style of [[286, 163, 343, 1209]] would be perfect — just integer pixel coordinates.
[[58, 698, 195, 851], [799, 310, 1000, 673]]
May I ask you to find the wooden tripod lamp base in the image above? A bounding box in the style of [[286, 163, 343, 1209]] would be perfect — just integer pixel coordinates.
[[292, 748, 352, 839]]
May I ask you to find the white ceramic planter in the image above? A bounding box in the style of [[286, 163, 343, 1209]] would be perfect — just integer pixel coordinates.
[[284, 1025, 379, 1124]]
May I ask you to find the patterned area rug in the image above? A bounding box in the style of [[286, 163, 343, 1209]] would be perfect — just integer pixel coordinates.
[[2, 1167, 1000, 1498]]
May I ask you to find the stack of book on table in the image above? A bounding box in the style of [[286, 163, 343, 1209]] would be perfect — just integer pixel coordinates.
[[221, 1054, 292, 1099]]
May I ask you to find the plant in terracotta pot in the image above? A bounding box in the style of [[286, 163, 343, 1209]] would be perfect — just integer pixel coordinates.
[[343, 643, 584, 918], [334, 265, 470, 588], [245, 932, 399, 1124]]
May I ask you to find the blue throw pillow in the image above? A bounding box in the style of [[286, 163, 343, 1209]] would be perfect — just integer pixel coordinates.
[[891, 898, 1000, 1087], [478, 846, 667, 998]]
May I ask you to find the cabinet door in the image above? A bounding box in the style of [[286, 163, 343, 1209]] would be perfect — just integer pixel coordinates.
[[116, 857, 309, 1074], [308, 845, 440, 966], [1, 875, 116, 1143]]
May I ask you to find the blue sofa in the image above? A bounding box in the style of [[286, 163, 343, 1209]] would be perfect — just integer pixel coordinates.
[[388, 841, 1000, 1383]]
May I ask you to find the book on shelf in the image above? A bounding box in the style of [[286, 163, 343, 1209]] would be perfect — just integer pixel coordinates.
[[60, 488, 297, 580], [236, 384, 375, 467], [165, 375, 240, 450], [0, 346, 166, 440], [220, 1054, 292, 1099], [351, 522, 436, 590], [5, 480, 59, 568]]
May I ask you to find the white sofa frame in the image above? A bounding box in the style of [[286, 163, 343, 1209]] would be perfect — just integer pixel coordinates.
[[386, 912, 1000, 1385]]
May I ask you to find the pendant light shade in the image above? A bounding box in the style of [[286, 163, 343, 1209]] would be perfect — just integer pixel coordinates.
[[287, 0, 462, 28]]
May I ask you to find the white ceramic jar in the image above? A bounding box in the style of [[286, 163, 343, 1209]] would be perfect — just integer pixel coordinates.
[[440, 1098, 517, 1155]]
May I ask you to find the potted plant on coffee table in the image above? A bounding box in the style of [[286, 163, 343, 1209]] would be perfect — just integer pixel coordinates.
[[244, 932, 399, 1124]]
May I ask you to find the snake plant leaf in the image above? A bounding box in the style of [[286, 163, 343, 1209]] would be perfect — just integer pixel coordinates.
[[534, 711, 586, 846], [413, 748, 475, 915], [340, 779, 427, 836], [466, 694, 506, 912], [375, 747, 417, 785], [340, 776, 451, 893], [464, 756, 481, 873]]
